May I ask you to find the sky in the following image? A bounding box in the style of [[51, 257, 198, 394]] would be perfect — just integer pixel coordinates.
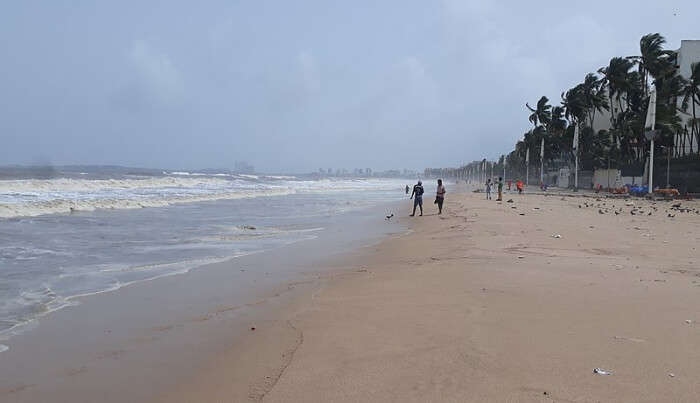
[[1, 0, 698, 173]]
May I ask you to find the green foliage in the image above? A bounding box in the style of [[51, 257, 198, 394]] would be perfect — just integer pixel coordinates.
[[508, 32, 698, 173]]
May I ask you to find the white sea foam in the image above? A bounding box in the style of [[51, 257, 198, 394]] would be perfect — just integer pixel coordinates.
[[0, 176, 405, 218]]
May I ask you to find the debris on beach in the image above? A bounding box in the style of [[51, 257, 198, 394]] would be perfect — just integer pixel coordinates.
[[593, 368, 613, 375], [385, 213, 394, 220], [250, 326, 256, 331], [243, 225, 257, 230], [685, 319, 693, 324], [519, 213, 525, 216], [517, 255, 525, 259], [552, 234, 562, 238], [669, 373, 675, 378], [507, 199, 514, 203]]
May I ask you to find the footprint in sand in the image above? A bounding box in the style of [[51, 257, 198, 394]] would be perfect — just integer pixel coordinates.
[[613, 336, 645, 343]]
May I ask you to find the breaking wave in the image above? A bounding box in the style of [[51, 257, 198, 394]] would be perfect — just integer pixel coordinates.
[[0, 175, 405, 218]]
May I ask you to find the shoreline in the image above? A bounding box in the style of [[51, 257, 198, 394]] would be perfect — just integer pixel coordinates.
[[0, 197, 409, 402], [4, 186, 700, 401]]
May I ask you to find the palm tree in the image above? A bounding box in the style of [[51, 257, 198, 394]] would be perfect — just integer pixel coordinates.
[[680, 62, 700, 152], [526, 96, 552, 129], [561, 86, 586, 127], [634, 33, 674, 95], [549, 106, 567, 135], [598, 57, 635, 120], [579, 73, 609, 128]]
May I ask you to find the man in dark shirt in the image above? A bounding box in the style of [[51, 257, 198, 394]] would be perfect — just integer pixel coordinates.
[[410, 180, 424, 216]]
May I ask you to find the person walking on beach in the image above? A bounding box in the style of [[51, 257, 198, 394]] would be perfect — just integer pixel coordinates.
[[405, 185, 410, 195], [516, 180, 524, 194], [435, 179, 446, 215], [496, 177, 503, 201], [410, 180, 424, 216], [485, 178, 492, 200]]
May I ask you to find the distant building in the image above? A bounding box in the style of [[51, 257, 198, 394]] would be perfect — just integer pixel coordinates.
[[675, 40, 700, 155], [234, 161, 255, 174]]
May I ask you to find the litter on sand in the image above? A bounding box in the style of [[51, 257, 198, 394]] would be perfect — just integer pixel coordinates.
[[593, 368, 613, 375], [669, 373, 675, 378], [685, 319, 693, 324], [552, 234, 562, 239]]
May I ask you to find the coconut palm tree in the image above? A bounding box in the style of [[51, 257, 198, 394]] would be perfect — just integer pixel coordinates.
[[561, 86, 586, 127], [526, 96, 552, 129], [633, 33, 674, 95], [579, 73, 609, 128], [598, 57, 635, 120]]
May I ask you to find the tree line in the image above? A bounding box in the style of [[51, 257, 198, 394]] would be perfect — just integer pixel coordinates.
[[429, 33, 700, 183]]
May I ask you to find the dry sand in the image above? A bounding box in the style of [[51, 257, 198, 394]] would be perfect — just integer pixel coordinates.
[[165, 188, 700, 402]]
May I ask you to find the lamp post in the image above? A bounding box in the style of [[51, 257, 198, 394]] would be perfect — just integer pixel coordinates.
[[645, 88, 657, 194]]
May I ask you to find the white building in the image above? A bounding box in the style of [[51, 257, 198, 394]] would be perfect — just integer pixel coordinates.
[[591, 40, 700, 152], [675, 40, 700, 156]]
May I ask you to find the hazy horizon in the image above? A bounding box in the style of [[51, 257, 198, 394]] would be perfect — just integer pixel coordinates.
[[1, 1, 698, 172]]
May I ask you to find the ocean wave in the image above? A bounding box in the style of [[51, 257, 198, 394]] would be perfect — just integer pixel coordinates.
[[0, 188, 296, 218], [0, 176, 406, 218]]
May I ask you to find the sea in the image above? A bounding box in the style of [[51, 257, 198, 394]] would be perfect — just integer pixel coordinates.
[[0, 166, 410, 351]]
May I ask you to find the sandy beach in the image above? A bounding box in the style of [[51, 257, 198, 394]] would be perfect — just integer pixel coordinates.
[[165, 186, 700, 402], [4, 187, 700, 402]]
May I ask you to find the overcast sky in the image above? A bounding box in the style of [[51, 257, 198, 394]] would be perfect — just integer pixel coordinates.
[[1, 1, 698, 173]]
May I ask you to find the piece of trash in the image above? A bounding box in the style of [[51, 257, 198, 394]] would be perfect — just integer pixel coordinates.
[[243, 225, 256, 230], [685, 319, 693, 324], [519, 213, 525, 216], [668, 373, 675, 378], [593, 368, 613, 375], [385, 213, 394, 220], [250, 326, 256, 331], [507, 199, 514, 203], [552, 234, 562, 239], [517, 256, 525, 259]]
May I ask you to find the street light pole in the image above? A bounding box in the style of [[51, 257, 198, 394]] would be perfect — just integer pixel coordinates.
[[666, 146, 671, 189]]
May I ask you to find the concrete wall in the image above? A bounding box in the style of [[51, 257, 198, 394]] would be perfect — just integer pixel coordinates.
[[593, 169, 622, 189]]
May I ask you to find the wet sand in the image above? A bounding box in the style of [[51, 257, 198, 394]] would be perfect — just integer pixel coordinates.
[[0, 202, 405, 403], [168, 187, 700, 402]]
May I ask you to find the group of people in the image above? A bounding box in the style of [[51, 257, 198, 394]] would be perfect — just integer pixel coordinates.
[[485, 177, 524, 200], [404, 175, 527, 217], [404, 179, 446, 217], [484, 177, 504, 201]]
